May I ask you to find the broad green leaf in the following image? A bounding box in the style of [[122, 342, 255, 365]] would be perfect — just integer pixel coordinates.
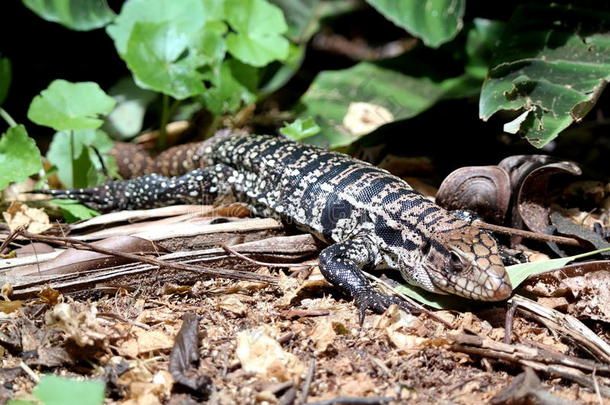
[[0, 57, 11, 105], [270, 0, 321, 43], [124, 21, 206, 100], [22, 0, 115, 31], [464, 19, 506, 81], [297, 61, 453, 147], [480, 4, 610, 148], [507, 247, 610, 288], [106, 0, 206, 55], [47, 129, 115, 188], [52, 199, 100, 222], [200, 59, 258, 114], [7, 400, 36, 405], [258, 43, 305, 96], [365, 0, 465, 48], [225, 0, 290, 66], [28, 80, 116, 131], [195, 20, 228, 66], [34, 375, 105, 405], [279, 117, 320, 140], [102, 77, 157, 140], [0, 125, 43, 190]]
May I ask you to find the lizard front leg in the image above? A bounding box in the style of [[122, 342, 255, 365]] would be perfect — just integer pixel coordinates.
[[319, 238, 408, 324]]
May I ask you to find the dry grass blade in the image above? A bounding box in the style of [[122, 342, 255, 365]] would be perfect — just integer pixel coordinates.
[[16, 230, 278, 285]]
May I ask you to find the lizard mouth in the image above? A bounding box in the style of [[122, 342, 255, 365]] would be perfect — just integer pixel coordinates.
[[427, 263, 512, 301]]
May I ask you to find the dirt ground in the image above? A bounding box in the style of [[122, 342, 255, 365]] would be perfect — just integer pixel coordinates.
[[1, 223, 606, 405]]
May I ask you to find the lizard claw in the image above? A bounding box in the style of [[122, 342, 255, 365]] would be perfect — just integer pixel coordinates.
[[353, 290, 410, 326]]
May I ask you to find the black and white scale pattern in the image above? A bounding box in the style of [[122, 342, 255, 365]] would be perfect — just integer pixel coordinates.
[[42, 131, 512, 319]]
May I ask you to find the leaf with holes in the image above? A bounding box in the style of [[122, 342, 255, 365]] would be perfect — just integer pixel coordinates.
[[480, 4, 610, 147]]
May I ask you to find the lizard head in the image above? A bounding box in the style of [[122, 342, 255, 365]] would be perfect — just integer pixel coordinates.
[[420, 226, 512, 301]]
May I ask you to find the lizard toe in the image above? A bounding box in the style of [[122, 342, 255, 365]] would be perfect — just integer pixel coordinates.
[[353, 290, 409, 325]]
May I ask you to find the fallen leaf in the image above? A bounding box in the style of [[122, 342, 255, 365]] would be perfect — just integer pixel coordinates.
[[343, 102, 394, 136], [236, 326, 305, 382], [0, 300, 21, 314], [3, 201, 51, 233], [117, 328, 174, 358], [375, 305, 425, 350], [310, 319, 337, 354], [45, 302, 109, 347], [169, 313, 211, 396]]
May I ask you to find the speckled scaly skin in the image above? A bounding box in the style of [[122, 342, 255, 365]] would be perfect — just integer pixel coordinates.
[[40, 131, 512, 320]]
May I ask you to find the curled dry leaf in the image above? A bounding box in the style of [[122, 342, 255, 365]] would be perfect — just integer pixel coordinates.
[[499, 155, 581, 234], [310, 318, 337, 354], [523, 260, 610, 323], [236, 326, 305, 382], [117, 328, 174, 358], [45, 302, 108, 347], [2, 201, 52, 233], [437, 155, 583, 239], [436, 166, 511, 224], [169, 313, 212, 396], [550, 212, 610, 252], [343, 102, 394, 136], [374, 304, 424, 350]]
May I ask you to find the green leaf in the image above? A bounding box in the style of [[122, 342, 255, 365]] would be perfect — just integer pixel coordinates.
[[22, 0, 115, 31], [507, 247, 610, 289], [28, 80, 116, 131], [0, 57, 11, 105], [200, 59, 258, 114], [106, 0, 206, 55], [124, 21, 206, 100], [46, 129, 115, 188], [52, 199, 100, 222], [270, 0, 321, 43], [102, 77, 157, 140], [365, 0, 465, 48], [480, 4, 610, 148], [195, 20, 228, 66], [0, 125, 43, 190], [225, 0, 290, 66], [279, 117, 320, 140], [7, 400, 36, 405], [33, 375, 105, 405], [297, 62, 453, 147], [464, 19, 506, 81], [258, 43, 305, 96]]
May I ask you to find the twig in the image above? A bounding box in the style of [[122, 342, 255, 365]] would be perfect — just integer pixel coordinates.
[[0, 227, 21, 254], [504, 300, 518, 344], [300, 358, 316, 405], [17, 230, 278, 285], [474, 221, 585, 247], [19, 361, 39, 383], [219, 242, 316, 268]]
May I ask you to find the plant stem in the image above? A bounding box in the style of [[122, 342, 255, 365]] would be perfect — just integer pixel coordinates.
[[158, 94, 170, 150], [69, 130, 75, 188], [0, 107, 17, 128]]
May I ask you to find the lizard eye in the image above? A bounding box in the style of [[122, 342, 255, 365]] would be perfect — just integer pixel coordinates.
[[449, 252, 462, 270], [421, 241, 431, 256]]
